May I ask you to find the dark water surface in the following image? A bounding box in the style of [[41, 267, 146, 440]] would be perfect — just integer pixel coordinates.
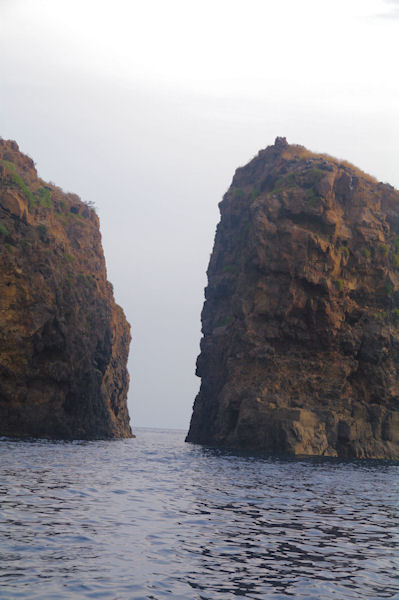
[[0, 428, 398, 599]]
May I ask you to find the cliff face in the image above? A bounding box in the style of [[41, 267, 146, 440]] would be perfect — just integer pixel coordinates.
[[187, 138, 399, 459], [0, 140, 132, 439]]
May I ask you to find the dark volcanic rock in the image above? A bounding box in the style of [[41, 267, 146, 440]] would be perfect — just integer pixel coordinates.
[[186, 138, 399, 459], [0, 140, 132, 439]]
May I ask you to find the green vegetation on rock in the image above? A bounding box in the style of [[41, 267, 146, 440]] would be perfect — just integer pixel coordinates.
[[0, 223, 9, 237], [2, 160, 35, 207]]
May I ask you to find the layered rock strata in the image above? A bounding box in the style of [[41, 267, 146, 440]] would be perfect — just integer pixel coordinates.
[[0, 139, 132, 439], [187, 137, 399, 459]]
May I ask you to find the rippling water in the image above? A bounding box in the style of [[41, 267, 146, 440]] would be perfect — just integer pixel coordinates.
[[0, 428, 398, 599]]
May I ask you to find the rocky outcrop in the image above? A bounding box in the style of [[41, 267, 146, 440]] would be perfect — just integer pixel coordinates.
[[186, 138, 399, 459], [0, 139, 132, 439]]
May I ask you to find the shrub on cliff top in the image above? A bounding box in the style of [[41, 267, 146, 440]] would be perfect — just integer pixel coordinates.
[[0, 223, 9, 236], [83, 199, 97, 212]]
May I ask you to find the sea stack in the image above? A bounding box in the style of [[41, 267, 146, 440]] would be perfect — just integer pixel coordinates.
[[186, 138, 399, 459], [0, 139, 132, 439]]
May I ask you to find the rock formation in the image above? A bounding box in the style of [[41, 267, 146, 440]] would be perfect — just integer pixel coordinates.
[[186, 138, 399, 459], [0, 139, 132, 439]]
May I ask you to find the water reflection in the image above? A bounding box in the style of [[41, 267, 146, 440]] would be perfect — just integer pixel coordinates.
[[0, 430, 397, 599]]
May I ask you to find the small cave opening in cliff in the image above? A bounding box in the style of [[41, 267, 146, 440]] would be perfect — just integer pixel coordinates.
[[299, 277, 328, 298]]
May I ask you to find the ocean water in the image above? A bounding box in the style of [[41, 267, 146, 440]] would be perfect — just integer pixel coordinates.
[[0, 428, 398, 600]]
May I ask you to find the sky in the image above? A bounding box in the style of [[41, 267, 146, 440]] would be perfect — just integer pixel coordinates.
[[0, 0, 398, 430]]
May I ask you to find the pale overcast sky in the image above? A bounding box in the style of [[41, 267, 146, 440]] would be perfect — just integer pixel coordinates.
[[0, 0, 398, 429]]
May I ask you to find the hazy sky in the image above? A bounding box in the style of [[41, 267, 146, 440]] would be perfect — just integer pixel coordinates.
[[0, 0, 398, 430]]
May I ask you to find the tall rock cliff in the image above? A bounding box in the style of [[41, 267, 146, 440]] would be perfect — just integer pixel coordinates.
[[187, 138, 399, 459], [0, 140, 132, 439]]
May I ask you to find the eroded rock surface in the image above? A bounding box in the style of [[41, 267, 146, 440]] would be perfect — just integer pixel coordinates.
[[186, 138, 399, 459], [0, 140, 132, 439]]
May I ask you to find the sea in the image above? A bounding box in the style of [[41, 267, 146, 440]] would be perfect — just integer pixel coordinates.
[[0, 428, 398, 600]]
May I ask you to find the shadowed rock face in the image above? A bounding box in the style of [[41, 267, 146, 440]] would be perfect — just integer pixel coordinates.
[[186, 138, 399, 459], [0, 140, 132, 439]]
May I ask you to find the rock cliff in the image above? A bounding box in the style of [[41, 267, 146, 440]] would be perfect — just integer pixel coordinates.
[[186, 138, 399, 459], [0, 140, 132, 439]]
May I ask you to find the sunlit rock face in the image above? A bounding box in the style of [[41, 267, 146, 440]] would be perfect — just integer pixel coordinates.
[[187, 138, 399, 459], [0, 140, 132, 439]]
